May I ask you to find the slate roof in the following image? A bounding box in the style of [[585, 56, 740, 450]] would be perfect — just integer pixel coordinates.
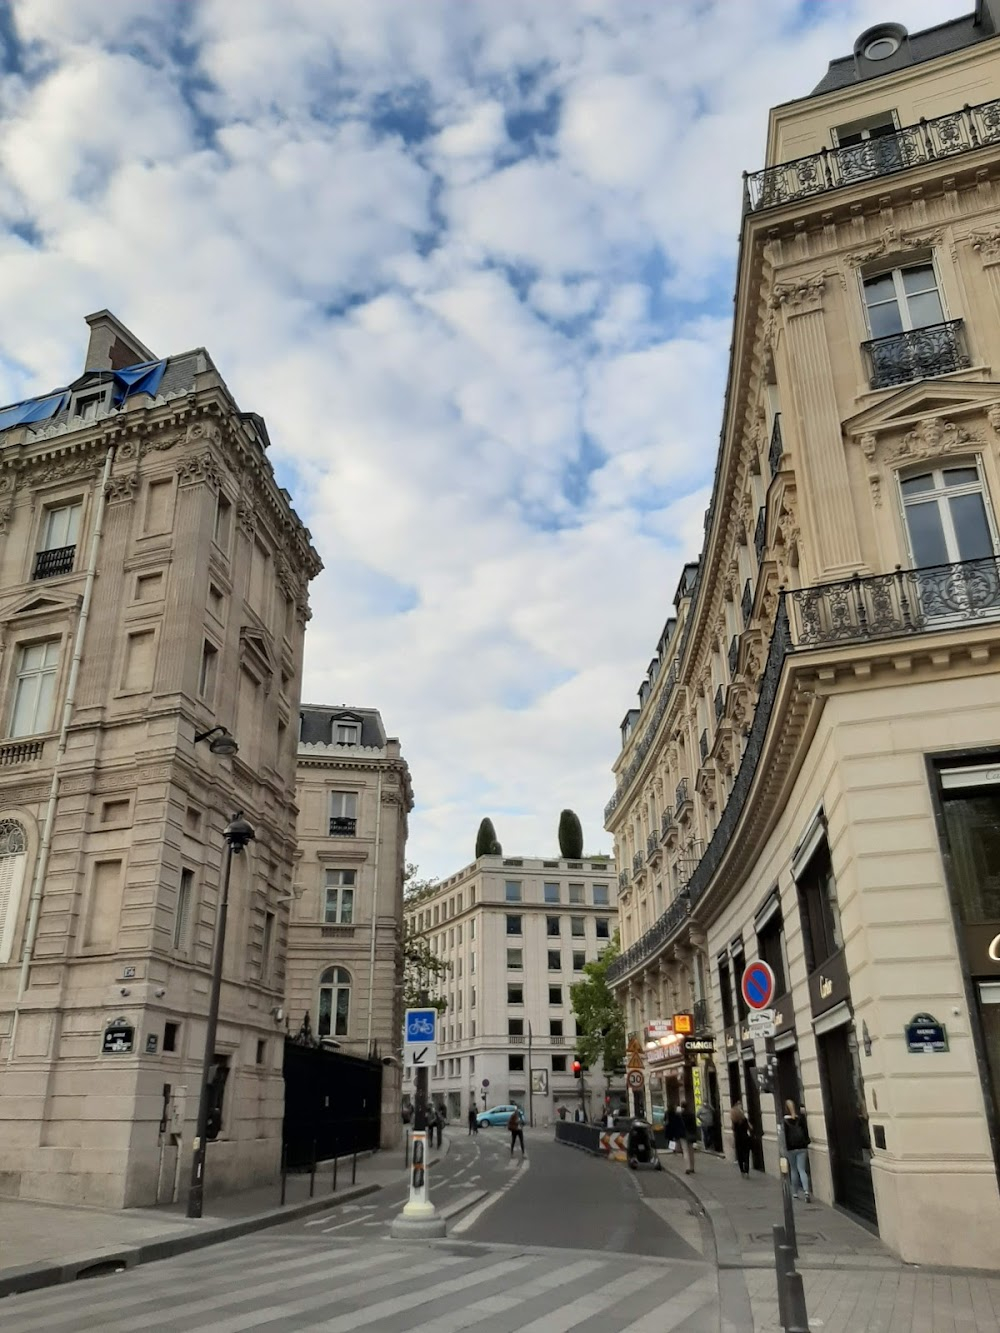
[[812, 12, 996, 95], [299, 705, 388, 750]]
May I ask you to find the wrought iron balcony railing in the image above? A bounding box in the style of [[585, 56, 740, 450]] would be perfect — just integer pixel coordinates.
[[744, 96, 1000, 213], [328, 816, 358, 836], [728, 634, 740, 676], [768, 413, 783, 478], [714, 685, 725, 724], [693, 997, 711, 1034], [33, 545, 75, 580], [741, 580, 753, 627], [754, 507, 767, 565], [675, 778, 690, 809], [647, 831, 658, 860], [618, 870, 629, 891], [861, 319, 969, 390], [789, 555, 1000, 645], [699, 729, 709, 764], [632, 850, 643, 875], [660, 806, 674, 839]]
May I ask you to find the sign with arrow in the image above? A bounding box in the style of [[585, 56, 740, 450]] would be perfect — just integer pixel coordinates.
[[404, 1007, 437, 1068]]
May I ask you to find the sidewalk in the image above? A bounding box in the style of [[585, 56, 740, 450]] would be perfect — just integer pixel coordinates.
[[0, 1141, 420, 1299], [662, 1148, 1000, 1332]]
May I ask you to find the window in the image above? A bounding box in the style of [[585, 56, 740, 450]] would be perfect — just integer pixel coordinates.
[[731, 943, 747, 1021], [324, 869, 356, 924], [34, 502, 81, 579], [863, 262, 943, 340], [470, 951, 476, 973], [547, 950, 561, 971], [568, 883, 584, 905], [507, 984, 524, 1005], [507, 948, 523, 969], [755, 899, 788, 998], [595, 918, 610, 940], [261, 911, 275, 980], [0, 821, 27, 965], [10, 640, 59, 738], [72, 388, 109, 421], [448, 928, 454, 947], [593, 884, 609, 906], [456, 925, 462, 945], [550, 1019, 563, 1038], [318, 967, 351, 1037], [571, 916, 586, 938], [199, 640, 218, 702], [163, 1021, 179, 1053], [543, 882, 560, 903], [552, 1055, 567, 1073], [546, 916, 560, 937], [506, 914, 522, 936], [834, 112, 902, 181], [335, 722, 359, 744], [504, 880, 522, 902], [573, 951, 586, 971], [470, 919, 476, 940], [256, 1039, 267, 1065], [174, 869, 194, 950], [548, 986, 562, 1005], [470, 986, 476, 1008], [214, 493, 232, 551], [509, 1054, 524, 1072], [328, 791, 358, 837], [508, 1019, 523, 1037], [796, 841, 844, 972], [718, 955, 735, 1029], [900, 463, 997, 569]]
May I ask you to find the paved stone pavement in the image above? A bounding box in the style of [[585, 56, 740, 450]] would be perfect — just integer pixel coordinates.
[[0, 1233, 719, 1332]]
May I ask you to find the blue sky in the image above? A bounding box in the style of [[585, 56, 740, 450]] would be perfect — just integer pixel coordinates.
[[0, 0, 966, 878]]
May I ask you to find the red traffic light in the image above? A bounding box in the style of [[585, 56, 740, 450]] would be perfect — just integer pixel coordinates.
[[572, 1058, 582, 1076]]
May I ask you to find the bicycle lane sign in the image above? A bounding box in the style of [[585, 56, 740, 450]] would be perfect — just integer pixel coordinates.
[[404, 1008, 437, 1066]]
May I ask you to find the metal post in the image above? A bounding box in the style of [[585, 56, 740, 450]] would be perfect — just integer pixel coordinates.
[[766, 1035, 798, 1258], [527, 1023, 534, 1129], [310, 1140, 317, 1198], [772, 1225, 789, 1331], [280, 1143, 287, 1206], [404, 1129, 410, 1168], [352, 1148, 357, 1185], [333, 1147, 338, 1192], [186, 838, 235, 1219]]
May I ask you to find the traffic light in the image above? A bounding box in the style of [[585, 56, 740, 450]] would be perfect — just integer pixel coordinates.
[[572, 1056, 582, 1078]]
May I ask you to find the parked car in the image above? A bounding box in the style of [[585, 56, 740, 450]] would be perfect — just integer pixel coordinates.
[[478, 1103, 524, 1128]]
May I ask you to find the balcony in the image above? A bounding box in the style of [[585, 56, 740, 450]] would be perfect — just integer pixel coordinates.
[[714, 685, 725, 725], [328, 816, 358, 836], [618, 869, 630, 892], [754, 507, 766, 565], [0, 739, 43, 765], [632, 851, 643, 876], [675, 778, 690, 810], [741, 580, 753, 627], [789, 555, 1000, 645], [728, 634, 740, 676], [744, 96, 1000, 212], [32, 545, 75, 580], [699, 729, 709, 764], [647, 831, 659, 861], [660, 806, 674, 839], [861, 319, 969, 390], [768, 413, 783, 478], [693, 997, 711, 1034]]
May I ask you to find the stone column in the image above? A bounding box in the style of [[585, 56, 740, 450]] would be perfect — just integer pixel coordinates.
[[775, 276, 863, 578]]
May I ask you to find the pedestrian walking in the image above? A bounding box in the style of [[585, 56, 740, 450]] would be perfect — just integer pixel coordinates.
[[435, 1106, 445, 1148], [557, 1105, 567, 1122], [507, 1107, 525, 1156], [696, 1101, 715, 1151], [783, 1099, 811, 1201], [730, 1102, 753, 1177], [574, 1106, 584, 1123], [425, 1104, 437, 1145], [677, 1101, 697, 1174], [468, 1104, 479, 1135]]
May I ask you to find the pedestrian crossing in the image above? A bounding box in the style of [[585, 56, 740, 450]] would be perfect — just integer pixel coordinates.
[[1, 1234, 718, 1332]]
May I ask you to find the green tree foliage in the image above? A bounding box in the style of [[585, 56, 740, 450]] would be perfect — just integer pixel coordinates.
[[558, 809, 584, 859], [402, 864, 449, 1012], [475, 817, 502, 858], [570, 933, 625, 1083], [403, 861, 438, 903]]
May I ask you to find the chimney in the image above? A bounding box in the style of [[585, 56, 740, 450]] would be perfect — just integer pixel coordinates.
[[83, 310, 157, 372]]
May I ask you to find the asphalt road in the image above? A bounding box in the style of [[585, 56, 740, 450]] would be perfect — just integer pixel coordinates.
[[1, 1131, 719, 1331]]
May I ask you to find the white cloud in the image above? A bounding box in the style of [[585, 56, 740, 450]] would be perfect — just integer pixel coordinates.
[[0, 0, 968, 876]]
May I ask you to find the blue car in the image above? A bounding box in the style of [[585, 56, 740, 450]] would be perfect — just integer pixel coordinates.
[[478, 1103, 524, 1128]]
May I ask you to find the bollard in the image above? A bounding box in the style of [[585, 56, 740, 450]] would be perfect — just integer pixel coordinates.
[[405, 1129, 410, 1168], [333, 1144, 338, 1192], [772, 1225, 790, 1330], [352, 1148, 357, 1185], [280, 1143, 287, 1207], [772, 1223, 810, 1333], [310, 1140, 317, 1199]]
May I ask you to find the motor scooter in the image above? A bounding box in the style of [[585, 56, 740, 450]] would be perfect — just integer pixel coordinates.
[[627, 1117, 663, 1171]]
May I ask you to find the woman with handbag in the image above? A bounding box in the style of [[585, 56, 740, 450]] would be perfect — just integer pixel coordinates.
[[783, 1100, 811, 1201]]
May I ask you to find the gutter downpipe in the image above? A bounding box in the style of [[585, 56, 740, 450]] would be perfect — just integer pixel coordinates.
[[366, 768, 384, 1053], [9, 442, 116, 1059]]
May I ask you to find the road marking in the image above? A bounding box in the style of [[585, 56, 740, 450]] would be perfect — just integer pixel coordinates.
[[321, 1216, 366, 1233], [451, 1157, 529, 1234]]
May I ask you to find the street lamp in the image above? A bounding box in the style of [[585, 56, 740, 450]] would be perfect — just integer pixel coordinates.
[[186, 810, 255, 1218], [194, 725, 239, 757]]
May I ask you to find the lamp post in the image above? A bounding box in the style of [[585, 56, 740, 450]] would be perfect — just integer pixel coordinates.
[[186, 809, 255, 1218]]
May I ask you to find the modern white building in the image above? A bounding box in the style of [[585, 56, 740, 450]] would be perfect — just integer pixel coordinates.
[[404, 854, 620, 1125]]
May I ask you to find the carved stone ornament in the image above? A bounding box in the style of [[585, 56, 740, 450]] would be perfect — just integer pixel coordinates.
[[186, 419, 222, 446], [846, 228, 942, 268], [0, 506, 11, 535], [105, 472, 138, 504], [888, 416, 983, 464], [970, 228, 1000, 265], [770, 275, 826, 316], [237, 500, 256, 539], [987, 405, 1000, 434], [31, 453, 104, 487], [176, 450, 221, 488]]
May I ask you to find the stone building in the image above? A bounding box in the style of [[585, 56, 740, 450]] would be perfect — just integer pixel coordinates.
[[0, 311, 320, 1207], [403, 854, 620, 1125], [605, 9, 1000, 1269], [287, 705, 412, 1146]]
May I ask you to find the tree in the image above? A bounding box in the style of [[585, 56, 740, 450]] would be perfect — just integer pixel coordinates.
[[402, 864, 449, 1012], [475, 817, 502, 858], [558, 809, 584, 859], [570, 934, 625, 1088], [403, 861, 438, 903]]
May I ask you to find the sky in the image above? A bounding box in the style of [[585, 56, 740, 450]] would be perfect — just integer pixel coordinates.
[[0, 0, 967, 880]]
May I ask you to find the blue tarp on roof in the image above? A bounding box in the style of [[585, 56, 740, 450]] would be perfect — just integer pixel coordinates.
[[0, 391, 69, 433], [112, 359, 167, 400]]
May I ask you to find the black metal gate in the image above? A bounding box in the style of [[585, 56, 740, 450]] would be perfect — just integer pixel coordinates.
[[282, 1039, 382, 1170]]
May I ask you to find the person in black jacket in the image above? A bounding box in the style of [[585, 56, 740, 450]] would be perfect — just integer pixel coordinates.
[[676, 1101, 698, 1174], [783, 1100, 811, 1201], [730, 1102, 753, 1176]]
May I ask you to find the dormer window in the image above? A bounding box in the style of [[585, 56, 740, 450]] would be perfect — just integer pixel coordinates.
[[69, 383, 113, 422], [336, 722, 359, 745]]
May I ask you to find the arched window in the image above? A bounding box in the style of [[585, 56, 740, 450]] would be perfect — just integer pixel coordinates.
[[318, 967, 351, 1038], [0, 820, 27, 964]]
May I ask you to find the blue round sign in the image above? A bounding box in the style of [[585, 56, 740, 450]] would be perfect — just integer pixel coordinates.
[[741, 961, 776, 1011]]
